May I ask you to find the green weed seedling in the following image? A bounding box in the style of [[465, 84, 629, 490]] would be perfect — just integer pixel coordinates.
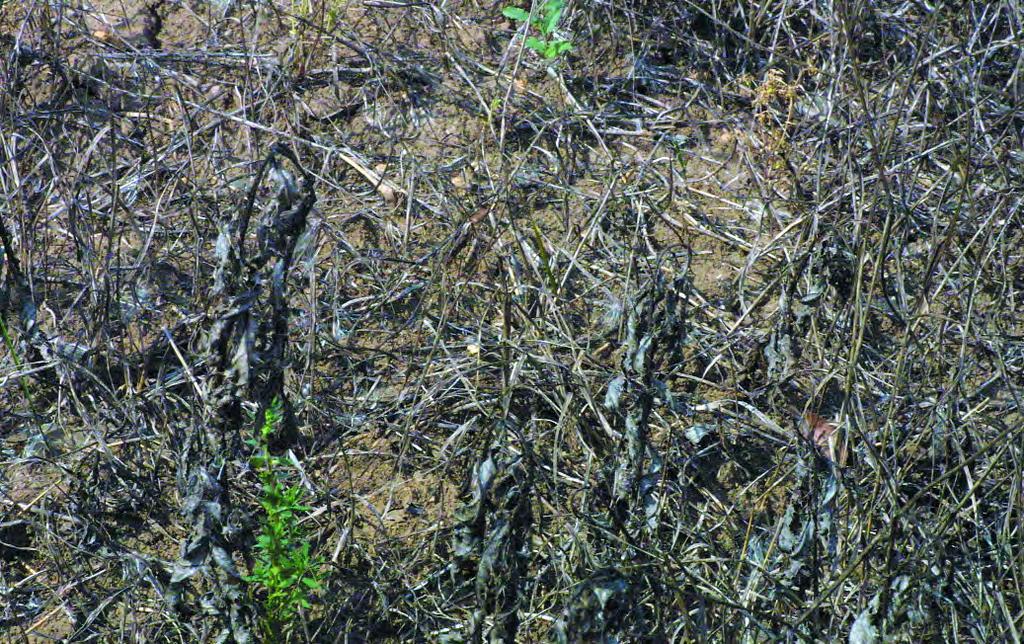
[[288, 0, 344, 36], [503, 0, 573, 60], [246, 397, 324, 639]]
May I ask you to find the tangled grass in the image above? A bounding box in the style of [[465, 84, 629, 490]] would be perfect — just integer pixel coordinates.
[[1, 0, 1022, 641]]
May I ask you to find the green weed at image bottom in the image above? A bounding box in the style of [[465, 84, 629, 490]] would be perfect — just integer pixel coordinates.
[[246, 397, 324, 639]]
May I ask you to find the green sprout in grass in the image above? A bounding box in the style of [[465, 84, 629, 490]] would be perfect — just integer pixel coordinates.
[[503, 0, 573, 60], [245, 397, 324, 639]]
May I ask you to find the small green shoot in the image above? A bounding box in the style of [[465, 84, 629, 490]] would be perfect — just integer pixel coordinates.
[[245, 397, 324, 639], [0, 314, 32, 403], [289, 0, 344, 36], [503, 0, 573, 60]]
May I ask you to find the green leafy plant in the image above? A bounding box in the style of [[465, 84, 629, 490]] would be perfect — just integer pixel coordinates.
[[503, 0, 573, 60], [0, 315, 32, 403], [245, 397, 324, 638], [288, 0, 344, 36]]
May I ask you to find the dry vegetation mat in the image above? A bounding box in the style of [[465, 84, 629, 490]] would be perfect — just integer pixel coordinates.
[[2, 0, 1023, 641]]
